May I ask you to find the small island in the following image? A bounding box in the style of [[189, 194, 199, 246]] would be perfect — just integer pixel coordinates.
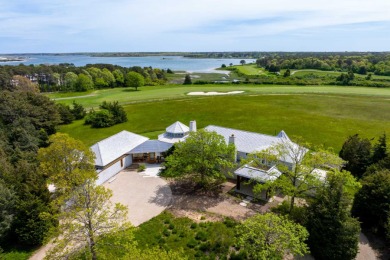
[[0, 56, 25, 62]]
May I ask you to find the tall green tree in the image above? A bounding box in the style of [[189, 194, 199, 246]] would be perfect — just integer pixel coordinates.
[[372, 133, 388, 164], [352, 169, 390, 241], [307, 170, 361, 260], [0, 180, 16, 242], [112, 69, 125, 86], [76, 73, 94, 91], [162, 130, 235, 188], [71, 101, 86, 120], [339, 134, 372, 178], [46, 180, 129, 260], [125, 71, 144, 91], [253, 139, 344, 212], [38, 133, 96, 201], [183, 74, 192, 85], [64, 72, 78, 91], [236, 213, 309, 260]]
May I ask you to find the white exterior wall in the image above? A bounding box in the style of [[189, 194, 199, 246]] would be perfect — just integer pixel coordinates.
[[96, 154, 132, 185], [124, 154, 133, 168]]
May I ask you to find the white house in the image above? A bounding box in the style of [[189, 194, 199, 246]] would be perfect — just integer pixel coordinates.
[[90, 121, 300, 188], [91, 131, 148, 185]]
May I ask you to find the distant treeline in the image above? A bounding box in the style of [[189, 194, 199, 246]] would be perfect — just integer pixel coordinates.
[[0, 63, 167, 92], [255, 52, 390, 76]]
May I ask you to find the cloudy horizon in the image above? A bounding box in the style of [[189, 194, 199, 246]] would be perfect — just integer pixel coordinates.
[[1, 0, 390, 53]]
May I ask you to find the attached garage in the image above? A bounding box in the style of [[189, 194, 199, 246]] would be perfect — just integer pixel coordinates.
[[91, 131, 148, 185]]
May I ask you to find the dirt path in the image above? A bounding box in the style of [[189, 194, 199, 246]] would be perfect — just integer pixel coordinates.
[[356, 232, 379, 260]]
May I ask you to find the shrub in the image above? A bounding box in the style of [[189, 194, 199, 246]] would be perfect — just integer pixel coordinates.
[[163, 229, 170, 237], [137, 164, 146, 172], [223, 218, 237, 228], [195, 231, 208, 241], [89, 109, 114, 128], [190, 223, 197, 229], [187, 239, 197, 248], [71, 101, 86, 120]]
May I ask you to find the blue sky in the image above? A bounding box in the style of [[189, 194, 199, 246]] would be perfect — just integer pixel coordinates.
[[1, 0, 389, 53]]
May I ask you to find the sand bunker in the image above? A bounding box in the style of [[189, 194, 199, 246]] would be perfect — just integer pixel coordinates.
[[187, 91, 244, 96]]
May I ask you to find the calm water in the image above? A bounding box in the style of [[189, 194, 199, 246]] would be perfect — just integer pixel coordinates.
[[0, 54, 255, 73]]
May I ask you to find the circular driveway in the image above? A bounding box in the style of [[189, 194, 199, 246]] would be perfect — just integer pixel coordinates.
[[103, 169, 172, 226]]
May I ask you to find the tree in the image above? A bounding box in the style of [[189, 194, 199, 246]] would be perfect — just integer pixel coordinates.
[[339, 134, 372, 178], [283, 69, 291, 77], [76, 73, 94, 91], [64, 72, 78, 91], [0, 91, 61, 135], [221, 64, 227, 68], [46, 180, 129, 260], [112, 69, 125, 86], [307, 170, 361, 260], [183, 74, 192, 85], [0, 180, 16, 241], [162, 130, 235, 188], [236, 213, 309, 259], [86, 109, 114, 128], [38, 133, 96, 200], [56, 103, 75, 125], [372, 133, 387, 164], [100, 101, 127, 124], [125, 71, 144, 91], [71, 101, 86, 120], [12, 75, 40, 93], [352, 169, 390, 241], [240, 60, 246, 66], [253, 139, 344, 212]]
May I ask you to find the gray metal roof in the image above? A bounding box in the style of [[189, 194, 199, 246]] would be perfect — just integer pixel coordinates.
[[129, 140, 173, 154], [205, 125, 290, 153], [158, 132, 189, 144], [166, 121, 189, 134], [235, 165, 281, 183], [204, 125, 300, 164], [91, 130, 149, 167]]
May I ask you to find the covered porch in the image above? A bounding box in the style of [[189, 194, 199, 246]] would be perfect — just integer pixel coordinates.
[[235, 164, 282, 201], [130, 140, 173, 164]]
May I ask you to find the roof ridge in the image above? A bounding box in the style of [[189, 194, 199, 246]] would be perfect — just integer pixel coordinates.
[[96, 142, 103, 165], [94, 130, 128, 145], [206, 125, 279, 138]]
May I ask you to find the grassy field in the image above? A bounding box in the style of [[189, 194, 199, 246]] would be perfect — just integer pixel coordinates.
[[58, 85, 390, 151], [227, 64, 268, 76], [47, 84, 390, 109]]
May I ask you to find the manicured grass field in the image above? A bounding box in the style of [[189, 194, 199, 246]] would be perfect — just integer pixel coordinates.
[[58, 88, 390, 151], [48, 84, 390, 109], [229, 64, 267, 76]]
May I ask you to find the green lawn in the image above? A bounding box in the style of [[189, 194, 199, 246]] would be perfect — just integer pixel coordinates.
[[59, 90, 390, 151], [47, 84, 390, 109], [290, 69, 390, 80], [228, 64, 267, 76]]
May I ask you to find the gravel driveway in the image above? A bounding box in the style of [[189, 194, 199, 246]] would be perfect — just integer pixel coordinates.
[[103, 169, 172, 226]]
